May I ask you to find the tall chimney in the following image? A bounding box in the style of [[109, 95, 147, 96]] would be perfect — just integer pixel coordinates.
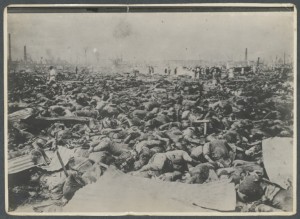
[[283, 52, 286, 65], [24, 45, 27, 62], [8, 33, 12, 62], [245, 48, 248, 64]]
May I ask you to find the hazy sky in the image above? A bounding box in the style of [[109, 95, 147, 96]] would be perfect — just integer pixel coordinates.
[[7, 12, 295, 63]]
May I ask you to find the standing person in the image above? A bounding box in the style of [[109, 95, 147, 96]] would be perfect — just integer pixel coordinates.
[[194, 70, 198, 79], [168, 67, 171, 75], [48, 66, 57, 85], [75, 66, 79, 80], [212, 68, 220, 84]]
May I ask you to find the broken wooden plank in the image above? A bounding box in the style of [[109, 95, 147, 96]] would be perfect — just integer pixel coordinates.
[[34, 116, 91, 123], [191, 120, 210, 135], [60, 80, 83, 83], [8, 108, 35, 124]]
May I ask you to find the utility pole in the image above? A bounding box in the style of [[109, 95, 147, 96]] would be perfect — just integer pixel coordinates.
[[84, 48, 88, 66], [245, 48, 248, 66], [24, 45, 27, 62], [256, 57, 260, 73]]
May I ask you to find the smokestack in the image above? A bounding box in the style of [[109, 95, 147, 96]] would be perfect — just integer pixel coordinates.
[[8, 33, 12, 62], [245, 48, 248, 64], [283, 52, 286, 65], [24, 45, 27, 62]]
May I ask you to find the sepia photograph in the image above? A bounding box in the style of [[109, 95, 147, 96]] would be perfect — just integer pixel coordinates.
[[4, 4, 297, 216]]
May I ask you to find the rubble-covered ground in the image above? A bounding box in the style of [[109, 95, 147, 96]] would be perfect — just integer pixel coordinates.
[[7, 68, 294, 212]]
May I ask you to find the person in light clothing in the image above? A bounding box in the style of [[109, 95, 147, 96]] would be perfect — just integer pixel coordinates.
[[48, 66, 57, 84]]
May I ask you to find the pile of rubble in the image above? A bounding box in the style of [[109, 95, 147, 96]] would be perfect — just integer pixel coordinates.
[[7, 70, 293, 212]]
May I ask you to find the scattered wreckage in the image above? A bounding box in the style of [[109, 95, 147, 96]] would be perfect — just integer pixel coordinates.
[[7, 69, 294, 213]]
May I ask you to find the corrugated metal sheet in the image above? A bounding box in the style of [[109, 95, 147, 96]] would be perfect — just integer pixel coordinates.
[[8, 154, 35, 174], [262, 137, 294, 189], [64, 167, 236, 213]]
